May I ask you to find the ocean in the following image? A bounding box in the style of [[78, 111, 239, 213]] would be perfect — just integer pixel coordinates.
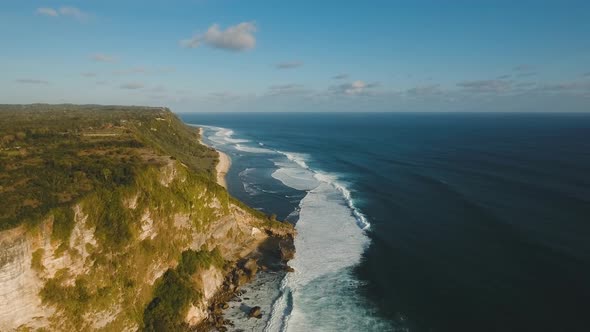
[[180, 112, 590, 332]]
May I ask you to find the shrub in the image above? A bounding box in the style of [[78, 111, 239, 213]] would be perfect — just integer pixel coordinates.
[[51, 207, 75, 243]]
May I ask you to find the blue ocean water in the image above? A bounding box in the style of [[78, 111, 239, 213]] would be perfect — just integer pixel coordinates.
[[181, 112, 590, 332]]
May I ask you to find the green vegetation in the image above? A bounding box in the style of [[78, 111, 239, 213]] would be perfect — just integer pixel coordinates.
[[143, 248, 225, 331], [0, 104, 217, 231], [85, 189, 135, 248], [51, 207, 75, 243], [40, 270, 91, 329], [177, 247, 224, 276], [31, 248, 45, 272]]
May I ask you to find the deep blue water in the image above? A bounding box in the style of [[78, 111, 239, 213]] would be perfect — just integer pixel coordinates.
[[180, 112, 590, 332]]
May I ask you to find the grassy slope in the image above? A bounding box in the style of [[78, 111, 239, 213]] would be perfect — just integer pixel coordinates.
[[0, 104, 218, 231]]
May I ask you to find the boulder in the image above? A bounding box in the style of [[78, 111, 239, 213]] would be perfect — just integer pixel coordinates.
[[248, 306, 262, 319]]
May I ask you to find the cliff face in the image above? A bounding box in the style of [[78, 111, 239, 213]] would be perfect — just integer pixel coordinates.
[[0, 105, 294, 331], [0, 159, 290, 331]]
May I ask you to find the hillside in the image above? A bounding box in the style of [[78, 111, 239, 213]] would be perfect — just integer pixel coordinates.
[[0, 104, 294, 331]]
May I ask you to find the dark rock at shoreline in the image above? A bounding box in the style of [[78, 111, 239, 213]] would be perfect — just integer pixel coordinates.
[[244, 258, 258, 278], [248, 306, 262, 319], [279, 239, 295, 261]]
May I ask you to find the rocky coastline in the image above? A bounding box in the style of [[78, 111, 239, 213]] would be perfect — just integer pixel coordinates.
[[194, 233, 295, 331]]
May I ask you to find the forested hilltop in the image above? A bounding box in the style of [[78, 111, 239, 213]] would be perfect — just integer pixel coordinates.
[[0, 104, 293, 331]]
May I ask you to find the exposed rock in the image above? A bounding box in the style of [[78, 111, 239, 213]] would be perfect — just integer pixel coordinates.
[[248, 306, 262, 319], [279, 238, 296, 261], [243, 258, 258, 278]]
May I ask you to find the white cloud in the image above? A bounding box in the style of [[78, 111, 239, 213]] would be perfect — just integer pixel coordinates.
[[91, 54, 117, 63], [181, 22, 257, 51], [120, 83, 145, 90], [36, 6, 89, 21], [331, 80, 380, 96], [276, 61, 303, 69], [36, 7, 58, 17]]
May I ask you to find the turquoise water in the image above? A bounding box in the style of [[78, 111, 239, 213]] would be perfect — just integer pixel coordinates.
[[182, 112, 590, 332]]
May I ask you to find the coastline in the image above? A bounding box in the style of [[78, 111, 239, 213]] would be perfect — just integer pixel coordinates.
[[194, 125, 296, 331], [216, 151, 231, 189], [198, 127, 231, 188]]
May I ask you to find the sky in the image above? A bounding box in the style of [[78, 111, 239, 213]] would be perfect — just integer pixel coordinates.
[[1, 0, 590, 112]]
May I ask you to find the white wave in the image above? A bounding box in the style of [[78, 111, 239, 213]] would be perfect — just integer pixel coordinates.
[[265, 150, 381, 331], [277, 151, 311, 170], [243, 182, 260, 196], [235, 143, 276, 154], [238, 167, 256, 178], [271, 167, 319, 191], [275, 151, 370, 230], [266, 181, 376, 332], [200, 125, 250, 145], [314, 172, 371, 230]]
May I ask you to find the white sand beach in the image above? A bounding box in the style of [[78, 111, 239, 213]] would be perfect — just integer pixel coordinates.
[[216, 150, 231, 188], [199, 127, 231, 188]]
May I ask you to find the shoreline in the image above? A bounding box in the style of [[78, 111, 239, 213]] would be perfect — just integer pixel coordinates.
[[216, 150, 231, 189], [198, 127, 231, 188], [194, 125, 296, 331]]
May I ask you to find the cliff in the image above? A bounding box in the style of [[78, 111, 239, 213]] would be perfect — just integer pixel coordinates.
[[0, 105, 294, 331]]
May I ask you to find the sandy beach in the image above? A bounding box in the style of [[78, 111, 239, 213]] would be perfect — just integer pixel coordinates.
[[216, 150, 231, 188], [199, 127, 231, 188]]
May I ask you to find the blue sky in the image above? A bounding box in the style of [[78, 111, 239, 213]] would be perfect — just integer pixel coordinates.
[[1, 0, 589, 112]]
